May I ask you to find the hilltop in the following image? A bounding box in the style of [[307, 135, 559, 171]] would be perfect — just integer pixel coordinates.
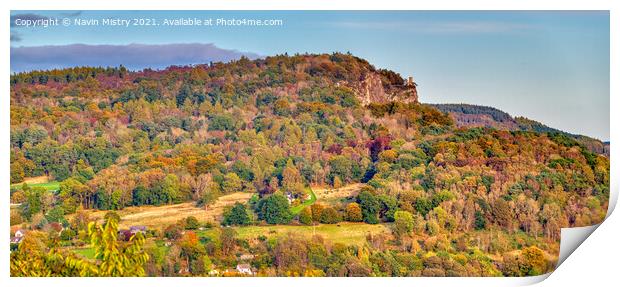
[[10, 53, 418, 105]]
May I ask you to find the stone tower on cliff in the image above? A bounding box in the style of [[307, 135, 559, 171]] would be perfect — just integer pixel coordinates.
[[352, 72, 418, 106]]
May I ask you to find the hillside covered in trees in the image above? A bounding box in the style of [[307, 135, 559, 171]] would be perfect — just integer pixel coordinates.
[[431, 103, 610, 156], [10, 53, 610, 277]]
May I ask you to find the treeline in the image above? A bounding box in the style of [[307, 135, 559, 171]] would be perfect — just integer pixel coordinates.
[[430, 103, 514, 123], [10, 66, 128, 85]]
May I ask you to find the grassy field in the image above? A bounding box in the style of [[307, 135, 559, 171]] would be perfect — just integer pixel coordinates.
[[312, 183, 363, 205], [67, 192, 253, 229], [12, 175, 50, 185], [290, 187, 317, 215], [70, 240, 168, 260], [72, 247, 96, 259], [201, 222, 391, 245], [58, 184, 380, 252], [10, 176, 60, 192]]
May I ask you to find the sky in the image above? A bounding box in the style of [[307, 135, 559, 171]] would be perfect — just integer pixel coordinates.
[[10, 11, 610, 141]]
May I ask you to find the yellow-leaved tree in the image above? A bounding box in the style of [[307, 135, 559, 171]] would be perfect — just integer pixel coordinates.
[[11, 213, 148, 277]]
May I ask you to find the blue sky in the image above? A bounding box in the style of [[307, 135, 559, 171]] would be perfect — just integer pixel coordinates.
[[10, 11, 610, 140]]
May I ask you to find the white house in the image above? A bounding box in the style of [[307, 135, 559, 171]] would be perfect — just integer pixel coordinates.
[[14, 229, 27, 238], [10, 229, 27, 244], [236, 263, 253, 276]]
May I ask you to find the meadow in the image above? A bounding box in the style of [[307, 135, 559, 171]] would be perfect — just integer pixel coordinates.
[[67, 192, 253, 229], [10, 176, 60, 192], [197, 222, 391, 246]]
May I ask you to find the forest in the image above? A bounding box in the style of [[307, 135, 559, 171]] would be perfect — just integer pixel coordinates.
[[9, 53, 610, 277]]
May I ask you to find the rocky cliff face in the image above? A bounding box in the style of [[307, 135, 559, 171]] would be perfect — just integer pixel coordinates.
[[349, 72, 418, 105]]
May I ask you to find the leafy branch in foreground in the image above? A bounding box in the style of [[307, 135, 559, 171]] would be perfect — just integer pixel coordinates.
[[11, 213, 148, 277]]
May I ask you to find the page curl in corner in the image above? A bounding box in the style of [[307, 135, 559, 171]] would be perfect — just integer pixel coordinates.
[[551, 153, 617, 272]]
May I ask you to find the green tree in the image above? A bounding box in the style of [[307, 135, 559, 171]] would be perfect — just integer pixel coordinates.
[[474, 210, 486, 230], [222, 172, 243, 194], [21, 186, 45, 220], [132, 185, 151, 206], [378, 195, 398, 222], [393, 210, 414, 236], [72, 159, 95, 182], [208, 114, 236, 131], [222, 202, 251, 226], [184, 216, 200, 230], [329, 155, 357, 183], [197, 188, 219, 207], [299, 207, 313, 225], [45, 206, 66, 224], [357, 190, 380, 224], [161, 174, 181, 204], [256, 194, 292, 224], [59, 177, 88, 212], [414, 197, 433, 216], [319, 207, 341, 224]]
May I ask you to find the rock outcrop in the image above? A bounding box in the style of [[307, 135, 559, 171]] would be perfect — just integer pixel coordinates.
[[349, 72, 418, 105]]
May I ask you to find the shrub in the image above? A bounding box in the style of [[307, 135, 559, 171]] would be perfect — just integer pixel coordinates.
[[164, 224, 183, 240], [185, 216, 200, 230], [299, 207, 313, 225], [310, 203, 324, 222], [345, 202, 363, 222], [319, 207, 341, 224]]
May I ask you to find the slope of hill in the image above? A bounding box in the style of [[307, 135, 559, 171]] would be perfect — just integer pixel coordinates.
[[429, 103, 520, 132], [10, 53, 610, 277], [431, 103, 609, 156]]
